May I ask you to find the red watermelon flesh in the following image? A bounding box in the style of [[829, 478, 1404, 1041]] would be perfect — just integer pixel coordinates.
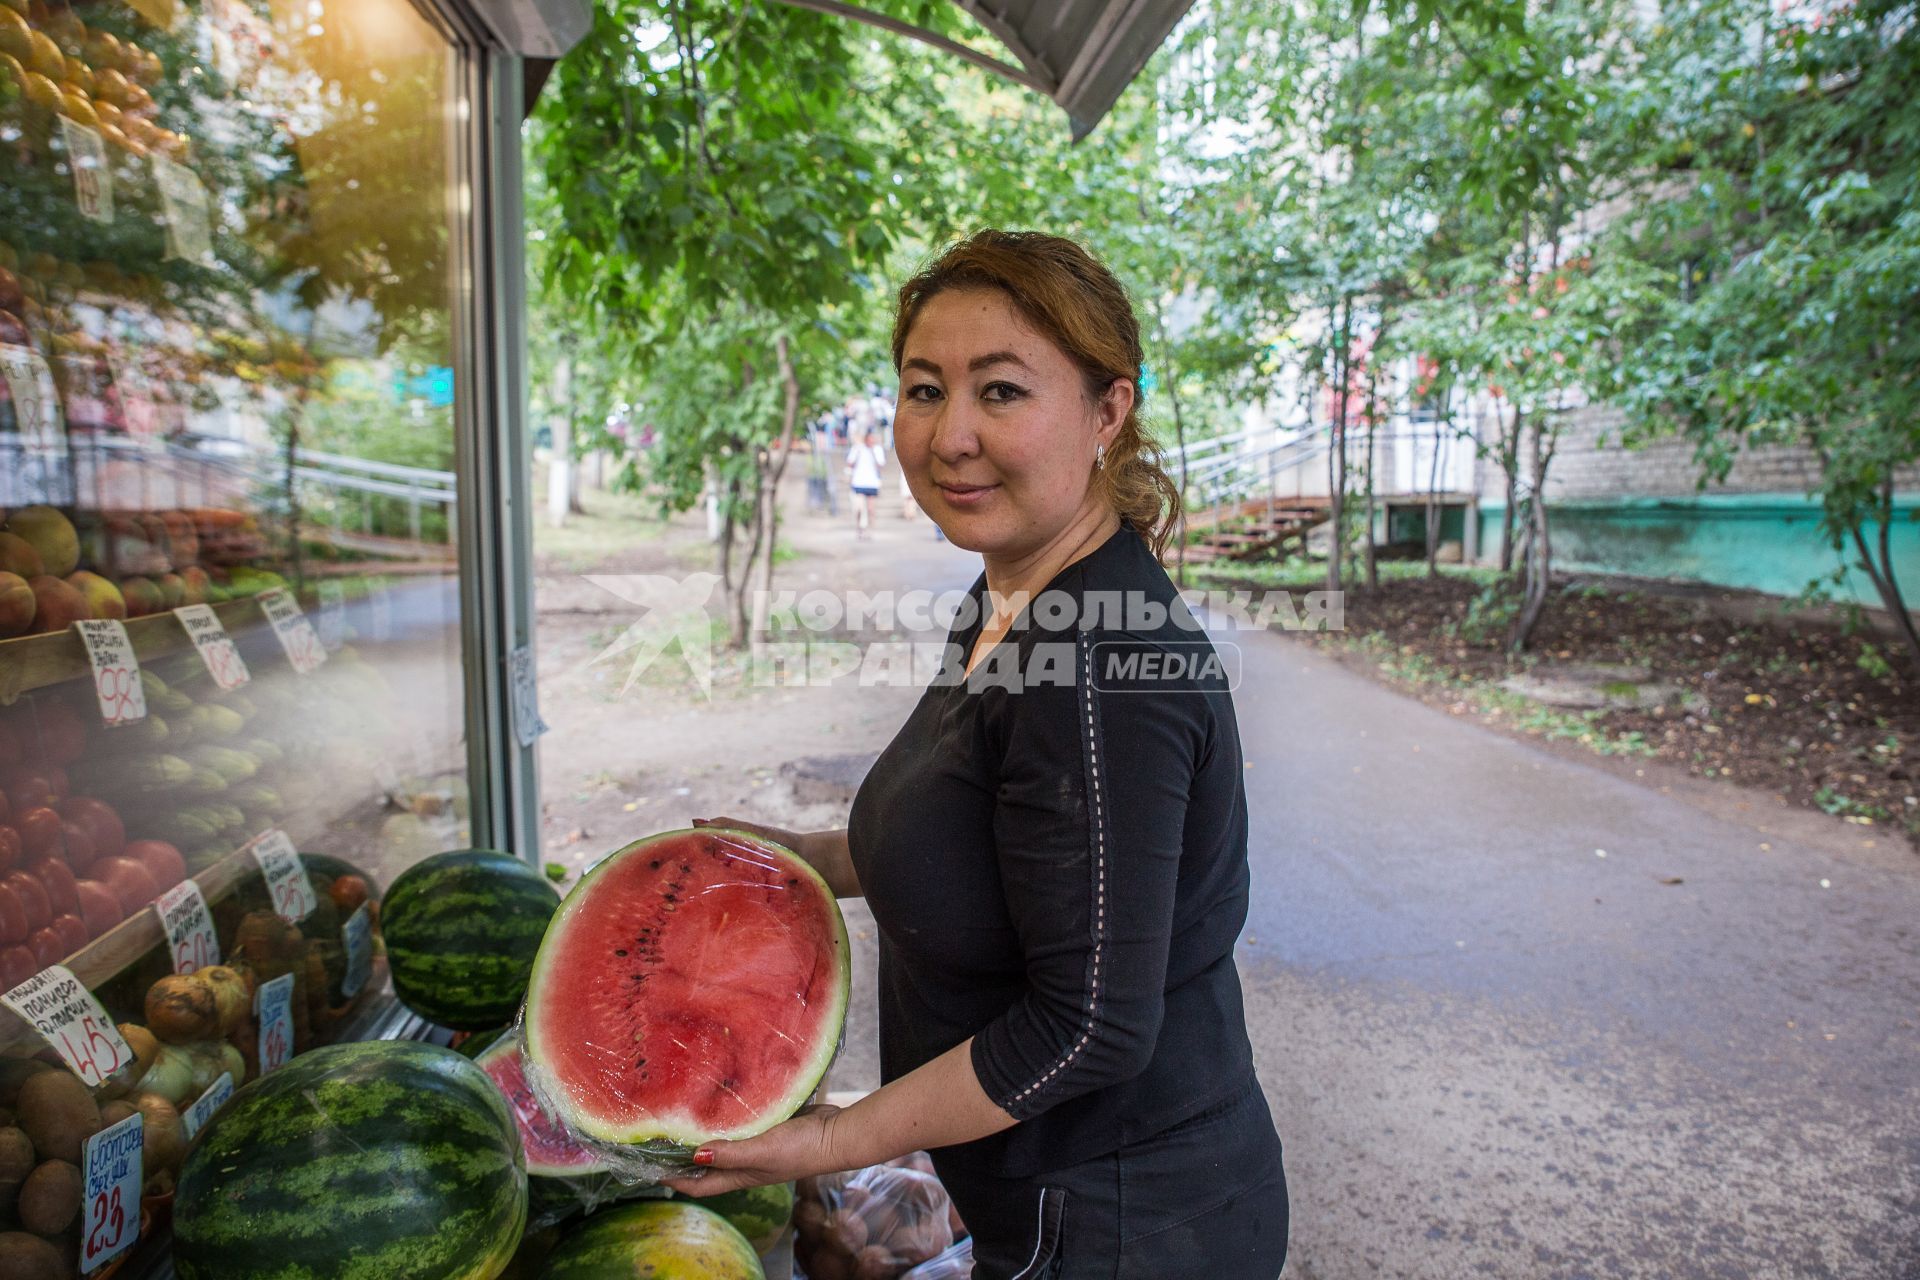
[[524, 828, 850, 1149], [476, 1036, 610, 1177]]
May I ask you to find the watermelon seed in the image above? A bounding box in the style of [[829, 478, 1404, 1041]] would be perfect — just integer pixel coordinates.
[[650, 861, 661, 869], [615, 949, 627, 957]]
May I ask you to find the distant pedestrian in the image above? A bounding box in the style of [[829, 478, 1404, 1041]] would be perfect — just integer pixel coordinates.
[[846, 429, 885, 539]]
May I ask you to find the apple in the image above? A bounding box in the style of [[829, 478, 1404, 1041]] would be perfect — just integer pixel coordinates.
[[65, 570, 125, 620], [26, 575, 85, 632], [6, 506, 75, 576], [0, 570, 32, 637]]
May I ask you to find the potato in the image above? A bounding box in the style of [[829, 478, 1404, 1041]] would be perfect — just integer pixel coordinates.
[[0, 1060, 53, 1109], [0, 1127, 33, 1201], [16, 1159, 80, 1235], [130, 1092, 184, 1174], [0, 1231, 65, 1280], [117, 1024, 159, 1077], [17, 1070, 98, 1165]]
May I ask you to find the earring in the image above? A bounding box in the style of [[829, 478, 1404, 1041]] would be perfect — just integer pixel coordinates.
[[1095, 442, 1106, 471]]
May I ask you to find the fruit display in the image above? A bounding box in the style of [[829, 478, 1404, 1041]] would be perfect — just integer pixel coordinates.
[[381, 848, 560, 1031], [537, 1201, 766, 1280], [171, 1040, 528, 1280], [523, 828, 852, 1157]]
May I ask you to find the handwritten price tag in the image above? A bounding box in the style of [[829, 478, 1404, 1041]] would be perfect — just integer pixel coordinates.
[[316, 580, 345, 652], [2, 967, 132, 1088], [154, 880, 220, 974], [256, 973, 294, 1073], [151, 152, 213, 264], [0, 343, 62, 447], [58, 116, 114, 223], [81, 1111, 142, 1272], [250, 829, 315, 923], [181, 1071, 234, 1140], [341, 904, 373, 999], [258, 588, 326, 674], [175, 603, 250, 690], [71, 620, 146, 727]]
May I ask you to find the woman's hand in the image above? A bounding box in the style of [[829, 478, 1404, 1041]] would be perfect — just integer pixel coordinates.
[[692, 817, 861, 898], [692, 815, 811, 863], [660, 1105, 842, 1198]]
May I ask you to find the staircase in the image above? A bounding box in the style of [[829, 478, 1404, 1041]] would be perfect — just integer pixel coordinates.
[[1163, 425, 1332, 566], [1176, 497, 1330, 565]]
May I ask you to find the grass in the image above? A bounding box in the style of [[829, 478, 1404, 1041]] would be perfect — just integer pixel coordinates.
[[531, 469, 670, 572], [1184, 555, 1504, 591]]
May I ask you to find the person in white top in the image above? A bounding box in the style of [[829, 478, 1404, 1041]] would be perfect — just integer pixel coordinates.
[[845, 430, 886, 539]]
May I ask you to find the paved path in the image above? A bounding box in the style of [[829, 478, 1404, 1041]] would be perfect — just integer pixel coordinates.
[[1231, 627, 1920, 1279]]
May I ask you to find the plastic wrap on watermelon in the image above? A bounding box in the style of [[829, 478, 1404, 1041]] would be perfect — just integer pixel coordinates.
[[793, 1162, 959, 1280], [469, 1026, 673, 1227], [516, 826, 853, 1184]]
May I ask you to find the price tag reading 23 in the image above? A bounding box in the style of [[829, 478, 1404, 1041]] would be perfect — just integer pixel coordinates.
[[250, 829, 316, 923], [81, 1111, 142, 1273], [1, 967, 132, 1088]]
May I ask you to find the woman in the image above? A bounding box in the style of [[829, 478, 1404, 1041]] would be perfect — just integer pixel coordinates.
[[846, 427, 886, 539], [684, 230, 1288, 1279]]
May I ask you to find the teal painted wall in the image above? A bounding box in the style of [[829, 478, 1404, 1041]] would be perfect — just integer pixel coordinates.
[[1474, 493, 1920, 607]]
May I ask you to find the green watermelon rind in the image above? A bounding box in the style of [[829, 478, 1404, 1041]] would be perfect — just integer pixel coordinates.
[[383, 848, 561, 1031], [673, 1182, 795, 1255], [539, 1200, 766, 1280], [173, 1040, 528, 1280], [523, 826, 851, 1150]]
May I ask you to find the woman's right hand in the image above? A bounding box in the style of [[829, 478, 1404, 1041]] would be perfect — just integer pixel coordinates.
[[691, 816, 860, 898]]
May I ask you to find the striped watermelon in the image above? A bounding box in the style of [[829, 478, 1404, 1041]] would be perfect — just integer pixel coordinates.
[[173, 1039, 528, 1280], [675, 1183, 794, 1254], [539, 1201, 764, 1279], [384, 849, 561, 1030], [523, 828, 849, 1153]]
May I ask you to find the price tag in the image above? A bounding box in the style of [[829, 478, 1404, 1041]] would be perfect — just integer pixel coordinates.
[[341, 904, 373, 999], [71, 620, 145, 726], [58, 117, 114, 223], [316, 580, 345, 651], [181, 1071, 234, 1140], [175, 603, 250, 690], [368, 585, 393, 641], [0, 344, 63, 446], [258, 588, 326, 674], [80, 1111, 142, 1273], [510, 645, 549, 748], [2, 967, 133, 1088], [256, 973, 294, 1073], [151, 153, 212, 264], [154, 879, 220, 974], [250, 829, 315, 922]]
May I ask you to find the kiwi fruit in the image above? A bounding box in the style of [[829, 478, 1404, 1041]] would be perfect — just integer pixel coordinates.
[[16, 1072, 97, 1165], [16, 1159, 80, 1234]]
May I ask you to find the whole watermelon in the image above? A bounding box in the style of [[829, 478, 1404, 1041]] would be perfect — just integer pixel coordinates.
[[539, 1201, 764, 1279], [670, 1183, 794, 1253], [384, 848, 560, 1030], [173, 1039, 528, 1280]]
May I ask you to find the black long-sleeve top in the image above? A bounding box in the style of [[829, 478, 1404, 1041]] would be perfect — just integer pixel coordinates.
[[847, 521, 1258, 1179]]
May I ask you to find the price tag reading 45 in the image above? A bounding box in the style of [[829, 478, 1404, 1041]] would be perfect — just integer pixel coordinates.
[[1, 967, 132, 1088], [258, 588, 326, 675], [154, 880, 220, 974], [250, 830, 315, 923], [256, 973, 295, 1074], [175, 603, 250, 690], [71, 620, 146, 727], [81, 1111, 142, 1273]]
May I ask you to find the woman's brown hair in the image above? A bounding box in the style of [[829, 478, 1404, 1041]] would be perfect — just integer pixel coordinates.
[[890, 230, 1183, 559]]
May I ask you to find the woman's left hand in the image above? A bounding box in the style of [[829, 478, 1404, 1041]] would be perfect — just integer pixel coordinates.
[[661, 1105, 844, 1197]]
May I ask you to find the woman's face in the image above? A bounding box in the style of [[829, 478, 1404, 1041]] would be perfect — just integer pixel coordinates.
[[895, 287, 1131, 558]]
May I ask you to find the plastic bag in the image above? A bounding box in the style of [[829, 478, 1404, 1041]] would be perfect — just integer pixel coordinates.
[[901, 1238, 974, 1279], [794, 1161, 957, 1280]]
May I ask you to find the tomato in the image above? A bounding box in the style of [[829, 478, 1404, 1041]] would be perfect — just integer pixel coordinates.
[[2, 871, 50, 933], [93, 857, 159, 916], [57, 796, 122, 862], [15, 807, 60, 856], [0, 886, 27, 947], [126, 840, 184, 892], [48, 914, 86, 956], [74, 880, 122, 939], [0, 945, 34, 990], [329, 874, 370, 914], [29, 858, 77, 916], [0, 826, 18, 875], [31, 702, 84, 767], [26, 926, 62, 969], [2, 771, 62, 817]]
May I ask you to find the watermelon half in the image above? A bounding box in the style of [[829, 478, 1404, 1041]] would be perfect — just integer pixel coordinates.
[[524, 827, 850, 1152], [477, 1035, 612, 1178]]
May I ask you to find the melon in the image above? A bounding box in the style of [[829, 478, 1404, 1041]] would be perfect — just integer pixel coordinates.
[[172, 1040, 528, 1279], [523, 828, 849, 1154], [384, 848, 560, 1030], [538, 1200, 764, 1280]]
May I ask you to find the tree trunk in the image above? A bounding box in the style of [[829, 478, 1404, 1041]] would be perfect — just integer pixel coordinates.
[[1498, 401, 1521, 574], [1849, 475, 1920, 676], [1426, 392, 1448, 578], [1362, 358, 1379, 591], [1326, 296, 1351, 596], [1509, 409, 1558, 652], [756, 334, 803, 638]]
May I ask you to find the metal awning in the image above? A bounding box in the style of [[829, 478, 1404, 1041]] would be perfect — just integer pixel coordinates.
[[774, 0, 1195, 140]]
